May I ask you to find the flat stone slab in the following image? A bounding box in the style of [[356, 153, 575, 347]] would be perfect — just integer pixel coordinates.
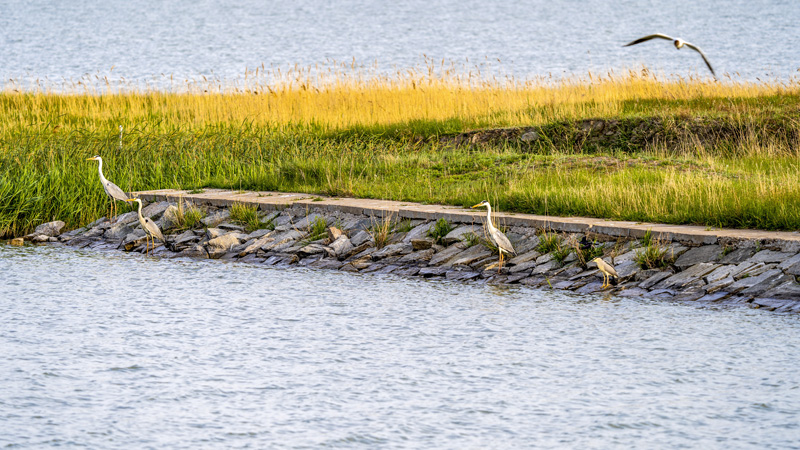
[[132, 189, 800, 249]]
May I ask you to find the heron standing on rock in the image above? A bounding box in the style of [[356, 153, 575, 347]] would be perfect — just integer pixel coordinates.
[[624, 34, 716, 76], [471, 200, 516, 270], [127, 197, 165, 256], [591, 257, 619, 289], [87, 155, 129, 223]]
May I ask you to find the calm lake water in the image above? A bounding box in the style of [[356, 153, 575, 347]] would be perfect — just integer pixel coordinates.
[[1, 0, 798, 89], [2, 243, 800, 448]]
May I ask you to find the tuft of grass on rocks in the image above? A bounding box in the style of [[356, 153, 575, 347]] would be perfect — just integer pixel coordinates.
[[368, 215, 395, 249], [229, 203, 266, 232], [173, 201, 205, 230], [427, 218, 453, 245]]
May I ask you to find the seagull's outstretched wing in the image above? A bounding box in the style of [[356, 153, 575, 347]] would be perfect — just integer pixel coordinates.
[[623, 34, 674, 47], [684, 42, 716, 76]]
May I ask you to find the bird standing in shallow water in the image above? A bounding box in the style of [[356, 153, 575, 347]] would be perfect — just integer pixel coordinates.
[[624, 34, 715, 77], [87, 155, 129, 223], [471, 200, 516, 270], [127, 197, 165, 256], [591, 257, 619, 289]]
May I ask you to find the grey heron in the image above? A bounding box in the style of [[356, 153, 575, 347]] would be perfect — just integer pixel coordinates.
[[87, 155, 129, 223], [127, 197, 165, 256], [471, 200, 516, 269], [624, 34, 715, 76]]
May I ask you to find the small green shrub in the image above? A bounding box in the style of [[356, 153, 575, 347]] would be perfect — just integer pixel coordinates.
[[634, 242, 674, 269], [368, 215, 394, 249], [427, 218, 453, 245], [463, 231, 480, 247], [537, 230, 560, 254], [173, 201, 205, 230]]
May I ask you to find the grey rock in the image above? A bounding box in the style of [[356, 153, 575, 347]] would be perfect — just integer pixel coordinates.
[[654, 263, 719, 290], [639, 271, 673, 289], [728, 269, 784, 294], [113, 211, 139, 226], [614, 260, 640, 279], [246, 228, 272, 240], [172, 230, 198, 245], [520, 131, 539, 142], [327, 226, 344, 242], [137, 201, 168, 219], [177, 243, 208, 258], [201, 210, 231, 227], [292, 213, 325, 230], [674, 287, 707, 302], [206, 228, 226, 239], [531, 260, 559, 275], [238, 234, 275, 256], [512, 235, 540, 255], [298, 243, 326, 257], [329, 236, 354, 258], [159, 205, 181, 230], [697, 291, 730, 302], [748, 250, 796, 264], [207, 233, 243, 250], [398, 249, 435, 263], [674, 245, 721, 269], [310, 259, 345, 270], [443, 225, 482, 245], [508, 249, 541, 266], [734, 262, 773, 280], [510, 260, 537, 274], [27, 220, 65, 238], [350, 230, 373, 248], [751, 297, 797, 311], [536, 253, 555, 265], [428, 242, 468, 266], [446, 270, 481, 281], [614, 250, 639, 265], [761, 281, 800, 300], [218, 222, 246, 232], [418, 266, 447, 277], [740, 273, 794, 297], [575, 281, 606, 295], [31, 234, 51, 243], [778, 253, 800, 274], [705, 276, 735, 294], [719, 247, 756, 264], [372, 243, 413, 260], [444, 245, 493, 268], [104, 222, 133, 240], [403, 222, 434, 243], [271, 214, 292, 228], [261, 230, 304, 251], [411, 238, 434, 250]]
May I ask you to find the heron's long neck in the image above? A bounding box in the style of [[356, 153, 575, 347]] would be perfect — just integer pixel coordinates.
[[136, 200, 144, 220], [96, 158, 108, 184], [485, 204, 496, 231]]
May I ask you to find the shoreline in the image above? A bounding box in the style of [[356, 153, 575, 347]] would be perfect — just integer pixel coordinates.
[[16, 189, 800, 313]]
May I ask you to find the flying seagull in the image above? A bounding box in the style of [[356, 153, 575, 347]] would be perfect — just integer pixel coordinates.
[[624, 34, 715, 77]]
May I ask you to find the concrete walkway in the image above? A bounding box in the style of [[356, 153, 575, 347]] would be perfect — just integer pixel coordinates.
[[134, 188, 800, 250]]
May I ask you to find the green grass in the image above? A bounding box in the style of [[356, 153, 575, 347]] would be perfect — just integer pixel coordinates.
[[1, 82, 800, 237], [427, 218, 453, 245]]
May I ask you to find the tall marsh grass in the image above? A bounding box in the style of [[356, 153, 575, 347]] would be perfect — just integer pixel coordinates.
[[1, 68, 799, 236]]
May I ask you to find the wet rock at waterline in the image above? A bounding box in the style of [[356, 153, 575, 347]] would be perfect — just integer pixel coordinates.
[[21, 198, 800, 313]]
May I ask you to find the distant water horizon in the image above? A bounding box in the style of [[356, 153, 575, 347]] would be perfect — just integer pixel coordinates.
[[2, 0, 798, 91]]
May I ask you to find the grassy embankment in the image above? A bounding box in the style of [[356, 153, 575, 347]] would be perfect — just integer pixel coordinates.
[[1, 68, 799, 237]]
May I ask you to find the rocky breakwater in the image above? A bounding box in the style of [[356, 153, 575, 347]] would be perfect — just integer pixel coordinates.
[[30, 198, 800, 313]]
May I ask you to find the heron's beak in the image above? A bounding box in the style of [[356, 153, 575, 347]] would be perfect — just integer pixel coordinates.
[[125, 198, 136, 202], [471, 203, 482, 208], [86, 157, 96, 161]]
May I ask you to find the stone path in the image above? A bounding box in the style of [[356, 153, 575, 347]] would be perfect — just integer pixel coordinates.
[[134, 188, 800, 250]]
